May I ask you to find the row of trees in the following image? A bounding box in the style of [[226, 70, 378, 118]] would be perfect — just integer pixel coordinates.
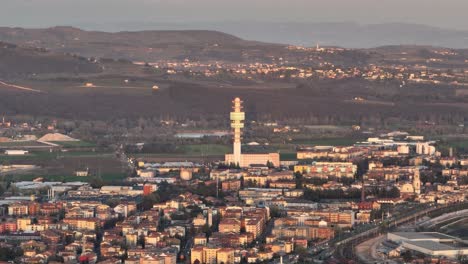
[[303, 186, 400, 202]]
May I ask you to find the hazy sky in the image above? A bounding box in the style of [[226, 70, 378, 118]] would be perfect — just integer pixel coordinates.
[[1, 0, 468, 31]]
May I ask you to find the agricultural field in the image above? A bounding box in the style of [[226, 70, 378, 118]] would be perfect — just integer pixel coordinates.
[[49, 141, 96, 148], [0, 148, 128, 184], [0, 141, 49, 148], [0, 151, 59, 162], [0, 172, 127, 184], [290, 137, 364, 146], [279, 152, 297, 161], [178, 144, 231, 156], [435, 135, 468, 154], [130, 144, 231, 158], [0, 151, 113, 162]]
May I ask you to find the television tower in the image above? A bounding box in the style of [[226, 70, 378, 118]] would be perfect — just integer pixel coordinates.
[[230, 97, 245, 166]]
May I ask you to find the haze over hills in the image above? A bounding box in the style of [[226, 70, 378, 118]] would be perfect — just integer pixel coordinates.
[[216, 22, 468, 48], [74, 22, 468, 49], [2, 0, 468, 47]]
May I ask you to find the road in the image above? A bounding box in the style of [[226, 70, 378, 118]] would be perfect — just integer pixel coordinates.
[[181, 237, 193, 261], [258, 219, 275, 243], [420, 208, 468, 229], [355, 235, 398, 264], [0, 80, 42, 93]]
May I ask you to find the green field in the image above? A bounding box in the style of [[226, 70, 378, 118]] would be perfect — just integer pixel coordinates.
[[280, 152, 297, 161], [130, 143, 299, 162], [290, 137, 362, 146], [50, 141, 96, 148], [0, 140, 96, 149], [435, 136, 468, 154], [0, 172, 127, 183], [57, 151, 113, 157], [0, 151, 113, 162], [0, 152, 58, 162], [0, 151, 122, 184], [179, 144, 231, 156], [0, 141, 47, 147], [132, 144, 231, 158]]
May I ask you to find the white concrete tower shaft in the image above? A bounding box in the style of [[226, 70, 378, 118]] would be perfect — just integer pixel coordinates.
[[413, 168, 421, 195], [230, 97, 245, 166]]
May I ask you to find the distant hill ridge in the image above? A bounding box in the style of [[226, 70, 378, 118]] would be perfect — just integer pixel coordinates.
[[0, 26, 245, 45], [0, 26, 284, 62], [0, 40, 101, 78]]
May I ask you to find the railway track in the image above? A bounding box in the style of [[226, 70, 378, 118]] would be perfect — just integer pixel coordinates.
[[332, 202, 468, 262]]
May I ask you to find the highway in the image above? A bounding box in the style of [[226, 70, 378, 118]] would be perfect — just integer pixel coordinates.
[[0, 80, 42, 93]]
